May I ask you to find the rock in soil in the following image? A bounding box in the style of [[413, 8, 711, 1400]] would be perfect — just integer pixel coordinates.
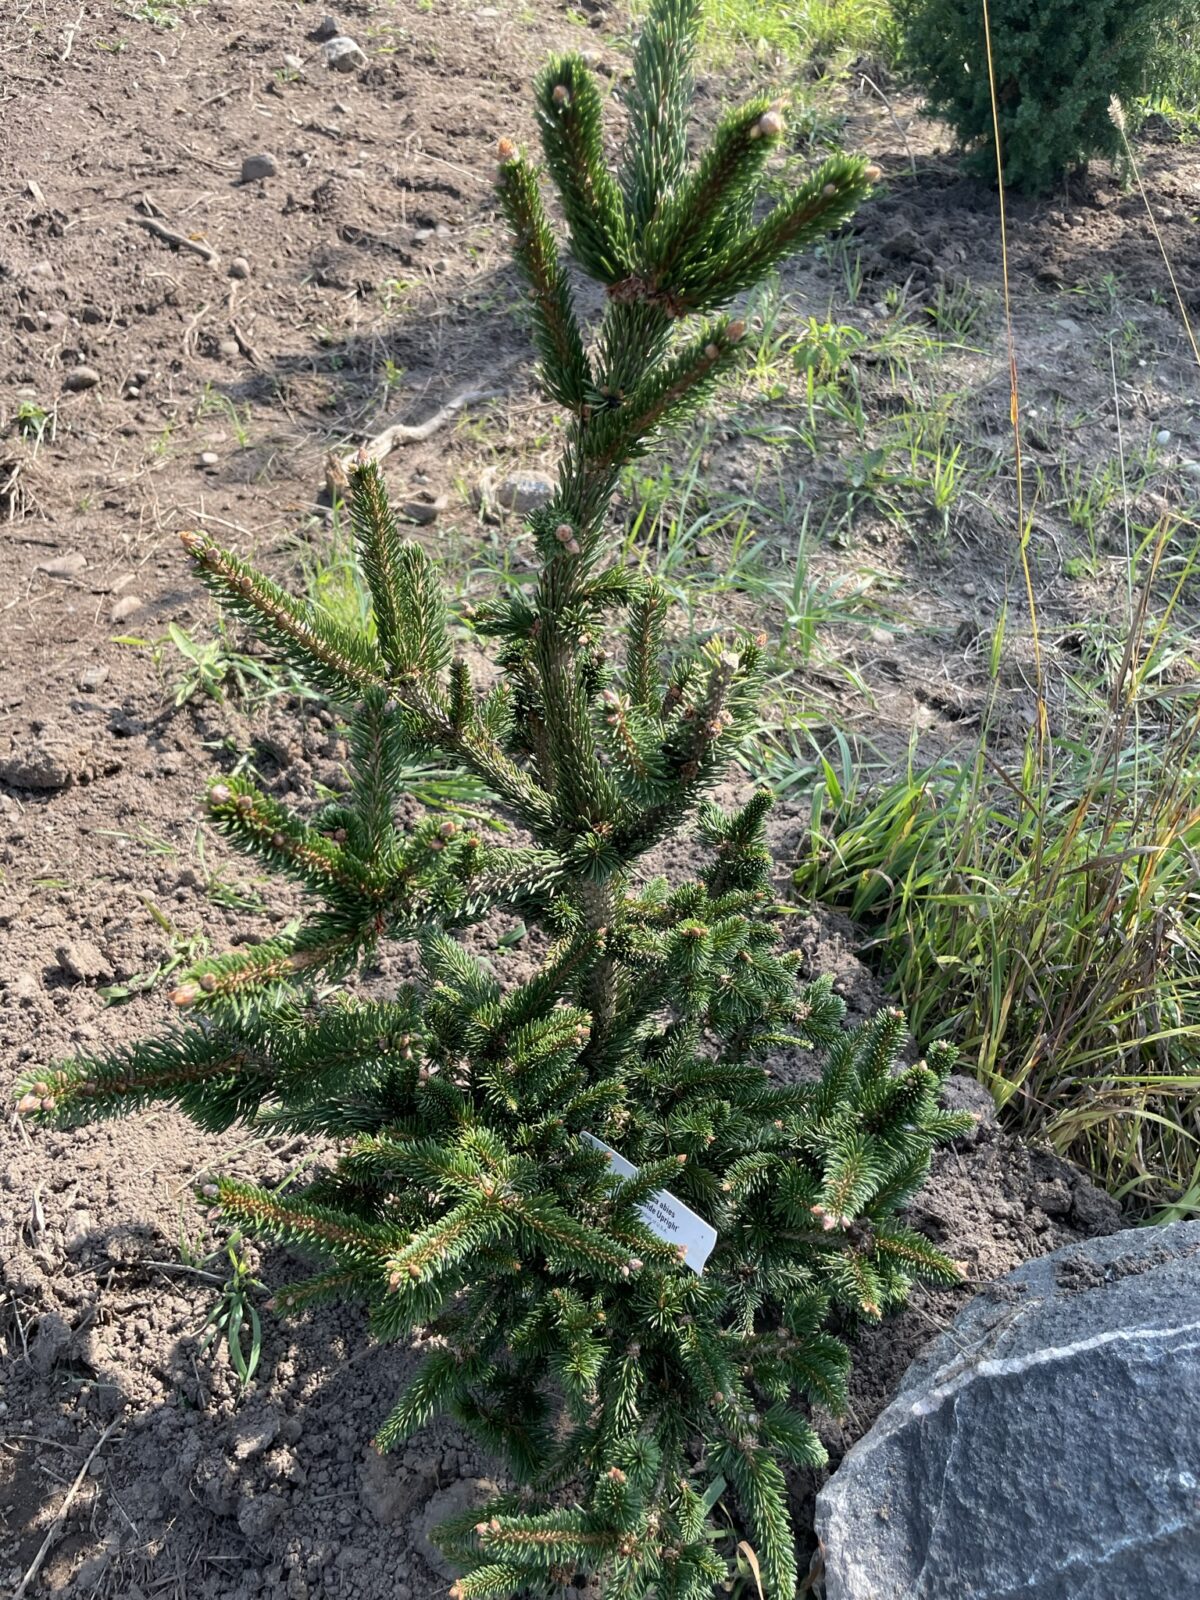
[[56, 939, 113, 983], [415, 1478, 501, 1580], [817, 1221, 1200, 1600], [109, 593, 144, 623], [32, 1312, 74, 1375], [78, 663, 110, 691], [400, 493, 447, 525], [493, 471, 555, 515], [63, 365, 100, 391], [323, 35, 366, 71], [240, 153, 278, 183], [0, 736, 74, 789], [36, 551, 87, 578]]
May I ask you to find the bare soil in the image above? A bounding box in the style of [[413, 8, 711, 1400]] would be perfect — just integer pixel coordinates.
[[0, 0, 1191, 1595]]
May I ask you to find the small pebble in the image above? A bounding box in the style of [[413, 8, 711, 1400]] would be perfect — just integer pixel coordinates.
[[400, 494, 447, 526], [240, 153, 278, 183], [63, 365, 100, 392], [110, 594, 144, 624], [218, 338, 240, 358], [1155, 429, 1171, 445], [228, 256, 251, 280], [124, 386, 140, 401], [79, 665, 110, 692], [37, 552, 87, 579], [282, 52, 304, 71], [313, 14, 340, 39], [56, 940, 112, 984], [199, 451, 219, 468]]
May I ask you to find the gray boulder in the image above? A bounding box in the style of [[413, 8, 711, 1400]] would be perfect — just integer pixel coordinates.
[[817, 1221, 1200, 1600]]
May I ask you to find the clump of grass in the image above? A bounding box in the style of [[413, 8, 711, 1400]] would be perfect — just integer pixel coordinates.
[[637, 0, 896, 71], [792, 534, 1200, 1214]]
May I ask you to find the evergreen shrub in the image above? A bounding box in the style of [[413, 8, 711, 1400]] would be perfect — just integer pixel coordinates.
[[17, 3, 970, 1593], [897, 0, 1186, 192]]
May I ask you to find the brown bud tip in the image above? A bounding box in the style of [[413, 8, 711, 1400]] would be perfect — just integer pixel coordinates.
[[407, 1263, 421, 1279], [389, 1270, 402, 1290], [607, 1466, 627, 1482], [199, 973, 218, 993], [628, 1257, 643, 1272], [713, 1391, 724, 1404], [355, 444, 371, 466], [757, 110, 785, 138], [264, 1298, 277, 1312], [489, 1518, 501, 1533], [565, 537, 581, 555], [438, 820, 457, 839], [704, 342, 720, 360], [822, 183, 838, 198], [16, 1093, 42, 1115], [449, 1586, 464, 1600], [675, 1153, 687, 1165], [235, 794, 254, 814], [179, 530, 205, 554], [271, 831, 286, 849], [864, 163, 882, 183], [170, 983, 200, 1007], [474, 1521, 489, 1535], [726, 320, 746, 343], [33, 1081, 49, 1096], [200, 1183, 220, 1198], [496, 137, 517, 162], [720, 1180, 732, 1192], [551, 84, 570, 106], [208, 783, 233, 807]]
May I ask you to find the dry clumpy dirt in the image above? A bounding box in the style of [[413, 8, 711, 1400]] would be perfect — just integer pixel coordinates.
[[0, 0, 1187, 1594]]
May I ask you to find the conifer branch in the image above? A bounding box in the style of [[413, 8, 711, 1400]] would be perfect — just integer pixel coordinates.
[[497, 149, 593, 409], [620, 0, 702, 231], [535, 57, 630, 282], [179, 532, 386, 702]]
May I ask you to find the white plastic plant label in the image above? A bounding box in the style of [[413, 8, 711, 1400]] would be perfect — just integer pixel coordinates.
[[581, 1131, 718, 1274]]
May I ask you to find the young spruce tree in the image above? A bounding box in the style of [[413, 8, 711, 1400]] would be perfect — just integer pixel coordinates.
[[18, 5, 969, 1594]]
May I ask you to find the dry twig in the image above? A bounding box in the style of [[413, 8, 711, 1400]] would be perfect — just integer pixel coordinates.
[[132, 216, 220, 267], [323, 366, 516, 498], [11, 1421, 120, 1600]]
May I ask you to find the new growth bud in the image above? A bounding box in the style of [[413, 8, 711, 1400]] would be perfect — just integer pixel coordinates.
[[755, 110, 785, 139], [552, 84, 570, 107], [553, 521, 581, 554]]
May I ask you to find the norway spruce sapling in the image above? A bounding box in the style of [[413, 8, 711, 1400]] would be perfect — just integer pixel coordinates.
[[17, 3, 970, 1594]]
